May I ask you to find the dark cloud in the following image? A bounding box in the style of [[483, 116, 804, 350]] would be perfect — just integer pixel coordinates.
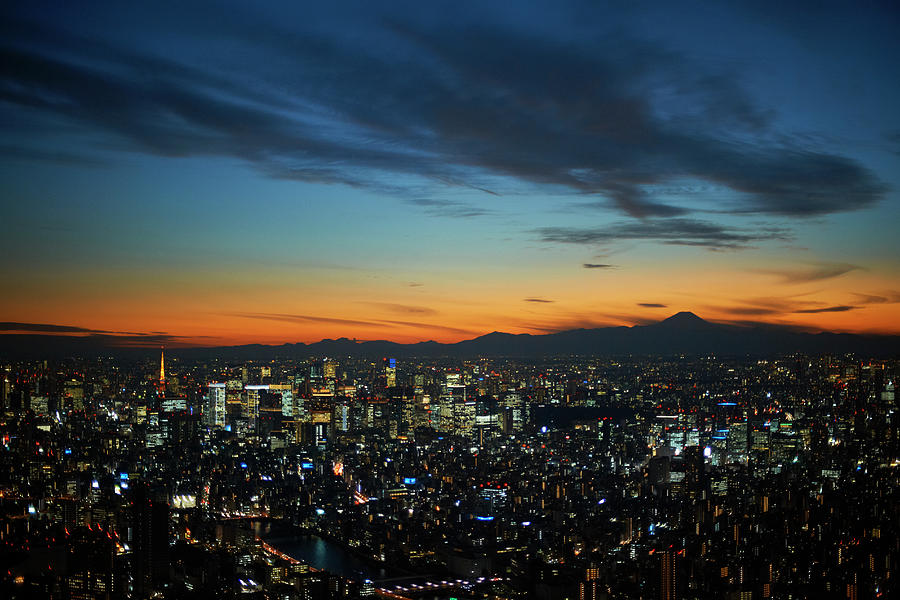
[[583, 263, 617, 269], [715, 295, 868, 317], [637, 303, 667, 308], [541, 219, 790, 250], [794, 305, 858, 314], [524, 298, 554, 303], [0, 8, 885, 222], [853, 292, 900, 305], [757, 262, 861, 284], [0, 322, 108, 333], [97, 333, 194, 348], [0, 322, 191, 347], [408, 282, 424, 287], [0, 322, 92, 333]]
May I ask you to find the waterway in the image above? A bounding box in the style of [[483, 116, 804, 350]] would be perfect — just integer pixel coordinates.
[[251, 521, 389, 581]]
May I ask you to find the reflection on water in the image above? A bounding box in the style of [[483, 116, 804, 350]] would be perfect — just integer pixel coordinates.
[[252, 522, 388, 581]]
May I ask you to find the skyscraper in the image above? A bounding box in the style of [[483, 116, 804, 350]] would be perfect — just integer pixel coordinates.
[[660, 550, 675, 600], [384, 357, 397, 388], [206, 383, 226, 427], [131, 483, 170, 597], [243, 384, 267, 425]]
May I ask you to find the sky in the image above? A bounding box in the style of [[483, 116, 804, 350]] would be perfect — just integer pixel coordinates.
[[1, 0, 899, 346]]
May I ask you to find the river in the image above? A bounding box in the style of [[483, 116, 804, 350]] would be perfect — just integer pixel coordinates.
[[251, 521, 389, 581]]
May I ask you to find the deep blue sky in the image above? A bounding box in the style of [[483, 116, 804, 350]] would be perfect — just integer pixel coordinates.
[[2, 1, 899, 344]]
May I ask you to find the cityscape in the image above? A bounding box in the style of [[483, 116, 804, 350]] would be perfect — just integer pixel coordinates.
[[2, 1, 900, 599], [1, 333, 898, 598]]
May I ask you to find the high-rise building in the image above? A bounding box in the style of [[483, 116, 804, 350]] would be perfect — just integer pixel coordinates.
[[882, 380, 895, 407], [206, 383, 226, 427], [243, 385, 267, 424], [65, 526, 119, 600], [324, 359, 338, 380], [413, 373, 425, 394], [580, 564, 601, 600], [660, 550, 675, 600], [384, 358, 397, 388], [131, 484, 170, 597], [0, 368, 9, 411]]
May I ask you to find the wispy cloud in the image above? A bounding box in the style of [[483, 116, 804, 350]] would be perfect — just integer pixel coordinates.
[[715, 294, 872, 317], [364, 302, 438, 316], [583, 263, 618, 269], [233, 313, 381, 328], [722, 306, 782, 316], [406, 198, 490, 218], [638, 303, 667, 308], [794, 305, 858, 314], [506, 308, 659, 334], [230, 312, 473, 336], [755, 262, 861, 284], [524, 297, 554, 303], [0, 144, 108, 167], [377, 319, 476, 336], [853, 292, 900, 305], [540, 219, 790, 250]]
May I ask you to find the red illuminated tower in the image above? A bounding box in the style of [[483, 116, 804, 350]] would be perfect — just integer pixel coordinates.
[[158, 347, 166, 396]]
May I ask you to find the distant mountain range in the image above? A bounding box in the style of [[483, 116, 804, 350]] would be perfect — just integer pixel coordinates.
[[1, 312, 898, 360]]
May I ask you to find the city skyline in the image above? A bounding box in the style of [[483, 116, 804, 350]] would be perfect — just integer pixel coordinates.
[[1, 350, 897, 598], [2, 1, 899, 346]]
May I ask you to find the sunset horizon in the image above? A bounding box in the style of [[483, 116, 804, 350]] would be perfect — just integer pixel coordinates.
[[3, 307, 899, 351]]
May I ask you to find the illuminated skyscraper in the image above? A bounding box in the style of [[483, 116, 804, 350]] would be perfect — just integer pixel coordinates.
[[882, 380, 895, 407], [580, 564, 601, 600], [206, 383, 226, 427], [243, 384, 267, 424], [384, 358, 397, 388], [660, 550, 675, 600], [324, 358, 338, 380], [0, 368, 9, 411]]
